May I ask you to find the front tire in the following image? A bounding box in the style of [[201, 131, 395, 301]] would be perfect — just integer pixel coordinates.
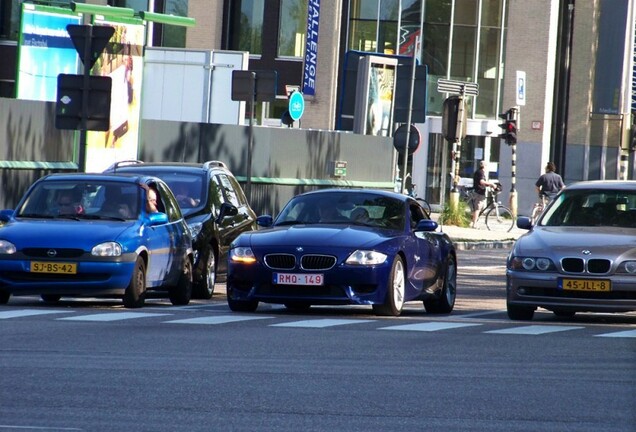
[[194, 248, 216, 300], [0, 290, 10, 304], [284, 302, 312, 313], [507, 303, 535, 320], [41, 294, 62, 303], [424, 255, 456, 314], [227, 296, 259, 312], [169, 257, 193, 306], [123, 257, 146, 308], [373, 256, 405, 316]]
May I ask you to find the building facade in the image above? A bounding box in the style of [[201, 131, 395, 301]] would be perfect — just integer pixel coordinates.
[[1, 0, 635, 215]]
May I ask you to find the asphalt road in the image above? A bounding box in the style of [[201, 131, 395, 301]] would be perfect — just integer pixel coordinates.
[[1, 249, 634, 432]]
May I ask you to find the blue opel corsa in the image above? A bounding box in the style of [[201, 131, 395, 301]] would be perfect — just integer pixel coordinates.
[[0, 173, 193, 308], [227, 189, 457, 316]]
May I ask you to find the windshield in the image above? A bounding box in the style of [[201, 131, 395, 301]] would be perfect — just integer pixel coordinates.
[[540, 188, 636, 228], [135, 171, 206, 214], [17, 180, 141, 220], [275, 192, 405, 230]]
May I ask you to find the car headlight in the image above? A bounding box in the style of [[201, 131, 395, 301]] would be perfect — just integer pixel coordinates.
[[0, 240, 16, 254], [509, 256, 555, 271], [189, 222, 203, 239], [617, 261, 636, 274], [91, 242, 122, 257], [230, 247, 256, 264], [345, 250, 387, 266]]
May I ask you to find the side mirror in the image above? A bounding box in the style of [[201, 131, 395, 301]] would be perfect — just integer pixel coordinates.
[[414, 219, 438, 232], [0, 209, 14, 223], [148, 212, 169, 226], [257, 215, 274, 227], [217, 202, 238, 222], [516, 216, 532, 230]]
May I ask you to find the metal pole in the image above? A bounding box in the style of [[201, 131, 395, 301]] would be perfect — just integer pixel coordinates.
[[245, 72, 256, 201], [509, 106, 519, 217], [78, 24, 93, 173], [400, 1, 426, 194]]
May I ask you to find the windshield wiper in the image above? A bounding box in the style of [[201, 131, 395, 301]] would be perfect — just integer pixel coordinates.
[[53, 215, 81, 221], [77, 214, 128, 222], [275, 220, 303, 226], [17, 213, 54, 219]]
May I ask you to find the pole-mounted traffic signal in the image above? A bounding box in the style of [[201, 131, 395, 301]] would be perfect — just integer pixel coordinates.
[[498, 108, 517, 145]]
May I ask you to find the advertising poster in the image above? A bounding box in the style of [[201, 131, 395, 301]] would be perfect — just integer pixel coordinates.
[[365, 63, 396, 136], [16, 4, 82, 101], [85, 16, 145, 173], [353, 55, 397, 136]]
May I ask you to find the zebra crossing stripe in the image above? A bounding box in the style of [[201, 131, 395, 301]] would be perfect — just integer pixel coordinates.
[[379, 322, 481, 331], [595, 329, 636, 338], [0, 309, 73, 319], [164, 315, 274, 325], [270, 318, 375, 328], [58, 312, 171, 322], [486, 325, 583, 335]]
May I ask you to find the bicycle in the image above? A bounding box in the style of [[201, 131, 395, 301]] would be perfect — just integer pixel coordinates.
[[530, 193, 549, 225], [463, 183, 515, 232], [402, 173, 432, 216]]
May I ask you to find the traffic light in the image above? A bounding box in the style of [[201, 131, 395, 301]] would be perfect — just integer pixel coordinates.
[[498, 109, 517, 145]]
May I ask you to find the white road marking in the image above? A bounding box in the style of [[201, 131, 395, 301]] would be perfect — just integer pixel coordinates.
[[164, 315, 274, 325], [0, 309, 73, 319], [379, 322, 481, 331], [595, 329, 636, 338], [57, 312, 171, 321], [270, 318, 375, 328], [486, 325, 583, 335], [457, 310, 505, 318]]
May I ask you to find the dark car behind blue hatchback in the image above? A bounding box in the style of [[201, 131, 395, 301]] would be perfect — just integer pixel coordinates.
[[0, 173, 193, 308], [104, 160, 257, 299], [226, 189, 457, 316]]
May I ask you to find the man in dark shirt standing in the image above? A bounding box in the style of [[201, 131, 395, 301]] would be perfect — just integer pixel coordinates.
[[535, 161, 565, 201], [471, 160, 495, 228]]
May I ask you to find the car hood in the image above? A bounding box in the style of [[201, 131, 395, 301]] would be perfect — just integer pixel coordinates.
[[0, 219, 137, 248], [514, 226, 636, 256], [246, 225, 395, 249]]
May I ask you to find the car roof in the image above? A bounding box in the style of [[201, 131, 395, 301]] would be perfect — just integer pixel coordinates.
[[296, 188, 409, 202], [565, 180, 636, 191], [40, 172, 163, 185], [105, 160, 230, 175]]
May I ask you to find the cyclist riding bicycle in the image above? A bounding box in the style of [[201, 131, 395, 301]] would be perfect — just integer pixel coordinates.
[[471, 160, 496, 228], [535, 161, 565, 202]]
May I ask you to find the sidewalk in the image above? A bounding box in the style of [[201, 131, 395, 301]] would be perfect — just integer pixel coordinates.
[[431, 213, 526, 250]]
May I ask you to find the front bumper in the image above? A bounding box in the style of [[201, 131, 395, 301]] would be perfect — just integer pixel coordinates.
[[506, 271, 636, 313], [227, 262, 392, 306]]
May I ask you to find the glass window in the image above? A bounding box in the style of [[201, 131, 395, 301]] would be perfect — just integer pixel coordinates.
[[475, 27, 501, 118], [0, 0, 22, 40], [110, 0, 188, 48], [481, 0, 503, 27], [278, 0, 307, 57], [159, 0, 188, 48], [217, 174, 240, 207], [449, 25, 476, 82], [348, 0, 399, 54], [454, 0, 478, 25], [229, 0, 264, 55], [110, 0, 149, 13]]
